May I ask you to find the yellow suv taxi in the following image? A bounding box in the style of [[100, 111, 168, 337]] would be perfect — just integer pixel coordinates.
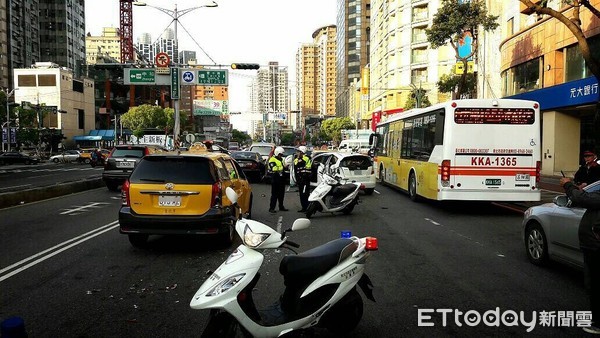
[[119, 143, 252, 247]]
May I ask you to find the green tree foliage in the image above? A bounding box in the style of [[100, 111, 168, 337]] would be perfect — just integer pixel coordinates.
[[231, 129, 251, 146], [120, 104, 174, 138], [426, 0, 499, 98], [280, 132, 295, 146], [435, 73, 477, 98], [320, 117, 355, 144], [404, 88, 433, 110]]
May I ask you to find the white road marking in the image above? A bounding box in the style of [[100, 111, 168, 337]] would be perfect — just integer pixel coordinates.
[[425, 218, 441, 226], [374, 189, 380, 194], [0, 184, 32, 191], [60, 202, 109, 215], [0, 221, 119, 282]]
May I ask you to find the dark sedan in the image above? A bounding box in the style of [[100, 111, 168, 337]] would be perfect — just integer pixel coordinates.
[[0, 152, 41, 165], [231, 151, 265, 183]]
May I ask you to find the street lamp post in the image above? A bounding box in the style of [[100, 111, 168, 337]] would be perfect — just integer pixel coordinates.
[[133, 1, 218, 146]]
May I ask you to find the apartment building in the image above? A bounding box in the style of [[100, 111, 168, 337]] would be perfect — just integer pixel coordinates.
[[501, 0, 600, 176], [85, 27, 121, 64], [314, 25, 337, 118]]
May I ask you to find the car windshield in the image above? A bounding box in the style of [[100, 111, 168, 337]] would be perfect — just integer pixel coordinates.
[[250, 146, 272, 156], [232, 152, 258, 160], [130, 157, 215, 184], [339, 156, 372, 170], [112, 148, 145, 158], [282, 147, 297, 157]]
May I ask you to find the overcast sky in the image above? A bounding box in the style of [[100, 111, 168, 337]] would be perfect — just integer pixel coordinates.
[[84, 0, 337, 131]]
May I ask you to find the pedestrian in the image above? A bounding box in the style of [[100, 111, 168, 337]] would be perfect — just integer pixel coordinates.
[[560, 175, 600, 334], [293, 146, 312, 212], [268, 147, 288, 213], [574, 150, 600, 189]]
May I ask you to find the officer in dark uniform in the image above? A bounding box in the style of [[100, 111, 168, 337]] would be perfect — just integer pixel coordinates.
[[268, 147, 288, 213], [293, 146, 312, 212]]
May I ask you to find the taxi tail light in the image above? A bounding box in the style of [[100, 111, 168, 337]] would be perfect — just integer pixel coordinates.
[[535, 161, 541, 184], [365, 237, 378, 251], [121, 180, 130, 206], [441, 160, 451, 182], [211, 181, 222, 207]]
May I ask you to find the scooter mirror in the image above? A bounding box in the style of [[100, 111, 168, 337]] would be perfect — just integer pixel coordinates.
[[225, 187, 239, 204], [291, 218, 311, 231]]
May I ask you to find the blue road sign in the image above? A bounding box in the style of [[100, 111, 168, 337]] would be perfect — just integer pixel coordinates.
[[182, 71, 195, 83]]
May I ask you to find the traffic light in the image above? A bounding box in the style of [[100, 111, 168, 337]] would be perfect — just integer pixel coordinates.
[[231, 63, 260, 70]]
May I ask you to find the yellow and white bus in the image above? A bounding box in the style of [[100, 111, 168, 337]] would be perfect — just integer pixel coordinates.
[[371, 99, 541, 202]]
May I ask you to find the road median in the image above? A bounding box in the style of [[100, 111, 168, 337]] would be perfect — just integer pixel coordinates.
[[0, 178, 104, 209]]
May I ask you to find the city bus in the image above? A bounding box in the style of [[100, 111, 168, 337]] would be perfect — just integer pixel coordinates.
[[370, 99, 541, 202]]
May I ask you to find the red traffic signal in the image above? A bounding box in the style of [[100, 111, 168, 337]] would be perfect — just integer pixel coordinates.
[[231, 63, 260, 70]]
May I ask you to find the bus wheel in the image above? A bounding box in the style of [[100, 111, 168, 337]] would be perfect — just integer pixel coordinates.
[[378, 166, 384, 184], [408, 172, 419, 202]]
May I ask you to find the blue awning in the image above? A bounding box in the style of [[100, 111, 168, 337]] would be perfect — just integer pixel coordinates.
[[73, 129, 116, 141]]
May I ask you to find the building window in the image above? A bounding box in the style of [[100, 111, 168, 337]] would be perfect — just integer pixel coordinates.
[[78, 109, 84, 129], [501, 57, 541, 96], [17, 75, 36, 87], [565, 36, 600, 82], [38, 74, 56, 86], [507, 18, 514, 36]]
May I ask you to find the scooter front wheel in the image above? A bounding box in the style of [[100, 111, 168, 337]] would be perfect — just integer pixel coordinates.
[[305, 202, 317, 219], [201, 310, 246, 338]]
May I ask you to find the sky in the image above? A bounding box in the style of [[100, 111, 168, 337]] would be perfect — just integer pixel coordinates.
[[84, 0, 337, 131]]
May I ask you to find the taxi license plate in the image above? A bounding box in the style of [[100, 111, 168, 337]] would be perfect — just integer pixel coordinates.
[[485, 179, 501, 186], [516, 173, 530, 181], [158, 195, 181, 207], [117, 161, 135, 168]]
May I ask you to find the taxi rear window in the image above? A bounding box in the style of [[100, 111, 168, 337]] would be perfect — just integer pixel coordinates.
[[129, 156, 216, 184]]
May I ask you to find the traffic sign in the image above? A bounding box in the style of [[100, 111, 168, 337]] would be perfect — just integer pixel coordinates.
[[182, 71, 195, 84], [155, 52, 170, 67], [197, 69, 228, 86], [171, 68, 180, 99], [126, 69, 156, 84]]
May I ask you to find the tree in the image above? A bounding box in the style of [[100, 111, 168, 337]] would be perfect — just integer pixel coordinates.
[[519, 0, 600, 81], [231, 129, 251, 146], [426, 0, 499, 98], [280, 132, 295, 146], [404, 88, 433, 110], [320, 117, 355, 144], [120, 104, 173, 139]]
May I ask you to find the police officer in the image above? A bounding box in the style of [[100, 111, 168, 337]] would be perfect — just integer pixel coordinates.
[[268, 147, 288, 213], [293, 146, 312, 212]]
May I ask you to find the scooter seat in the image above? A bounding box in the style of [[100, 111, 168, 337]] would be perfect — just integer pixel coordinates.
[[332, 184, 356, 197], [279, 238, 357, 285]]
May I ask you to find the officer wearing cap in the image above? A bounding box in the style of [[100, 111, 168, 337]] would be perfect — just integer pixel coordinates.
[[574, 150, 600, 189], [268, 147, 288, 213], [293, 146, 312, 212]]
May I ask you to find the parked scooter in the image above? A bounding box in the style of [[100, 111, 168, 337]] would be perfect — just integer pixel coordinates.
[[190, 187, 377, 338], [305, 164, 362, 218]]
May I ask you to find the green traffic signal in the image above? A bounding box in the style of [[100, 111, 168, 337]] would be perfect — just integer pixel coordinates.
[[231, 63, 260, 70]]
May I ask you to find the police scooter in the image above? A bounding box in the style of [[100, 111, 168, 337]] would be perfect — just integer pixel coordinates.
[[305, 163, 362, 218], [190, 187, 377, 338]]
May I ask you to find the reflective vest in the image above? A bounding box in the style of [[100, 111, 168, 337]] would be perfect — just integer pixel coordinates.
[[294, 155, 312, 174], [268, 156, 284, 174]]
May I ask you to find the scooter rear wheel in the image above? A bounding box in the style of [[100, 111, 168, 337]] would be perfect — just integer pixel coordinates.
[[342, 198, 357, 215], [321, 288, 363, 334]]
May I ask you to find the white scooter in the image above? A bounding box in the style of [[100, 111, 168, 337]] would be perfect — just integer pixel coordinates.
[[190, 187, 378, 338], [305, 165, 362, 219]]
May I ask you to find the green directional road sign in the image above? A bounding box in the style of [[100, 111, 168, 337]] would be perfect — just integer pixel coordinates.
[[171, 68, 180, 99], [197, 69, 228, 86], [127, 69, 156, 84]]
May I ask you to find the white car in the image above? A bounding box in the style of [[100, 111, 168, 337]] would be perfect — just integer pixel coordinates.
[[49, 150, 82, 163], [310, 152, 376, 195]]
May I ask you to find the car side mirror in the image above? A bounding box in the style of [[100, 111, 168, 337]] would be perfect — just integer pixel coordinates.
[[553, 195, 570, 207]]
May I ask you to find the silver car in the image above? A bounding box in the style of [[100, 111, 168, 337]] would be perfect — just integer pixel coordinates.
[[522, 180, 600, 268]]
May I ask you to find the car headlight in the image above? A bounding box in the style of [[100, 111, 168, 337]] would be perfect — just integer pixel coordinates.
[[243, 224, 271, 247], [205, 273, 245, 297]]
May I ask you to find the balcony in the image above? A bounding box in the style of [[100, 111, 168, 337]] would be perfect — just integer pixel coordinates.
[[412, 32, 428, 44], [412, 11, 428, 23], [411, 53, 427, 65]]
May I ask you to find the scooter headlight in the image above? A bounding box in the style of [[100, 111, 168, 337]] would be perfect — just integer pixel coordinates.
[[243, 224, 271, 247], [205, 273, 246, 297]]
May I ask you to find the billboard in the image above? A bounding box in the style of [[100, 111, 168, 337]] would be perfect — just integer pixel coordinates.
[[193, 100, 229, 116]]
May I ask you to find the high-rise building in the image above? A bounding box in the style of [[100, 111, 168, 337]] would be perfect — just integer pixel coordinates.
[[39, 0, 86, 77], [336, 0, 370, 118], [7, 0, 41, 88], [248, 62, 289, 142], [296, 44, 319, 120], [179, 50, 196, 65], [313, 25, 337, 118], [136, 31, 176, 66], [0, 2, 9, 89], [85, 27, 121, 65]]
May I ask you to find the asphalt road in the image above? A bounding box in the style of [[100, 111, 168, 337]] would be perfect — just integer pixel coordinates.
[[0, 162, 102, 193], [0, 182, 590, 337]]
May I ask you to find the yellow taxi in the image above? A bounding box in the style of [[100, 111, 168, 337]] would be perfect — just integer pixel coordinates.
[[119, 143, 252, 247]]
